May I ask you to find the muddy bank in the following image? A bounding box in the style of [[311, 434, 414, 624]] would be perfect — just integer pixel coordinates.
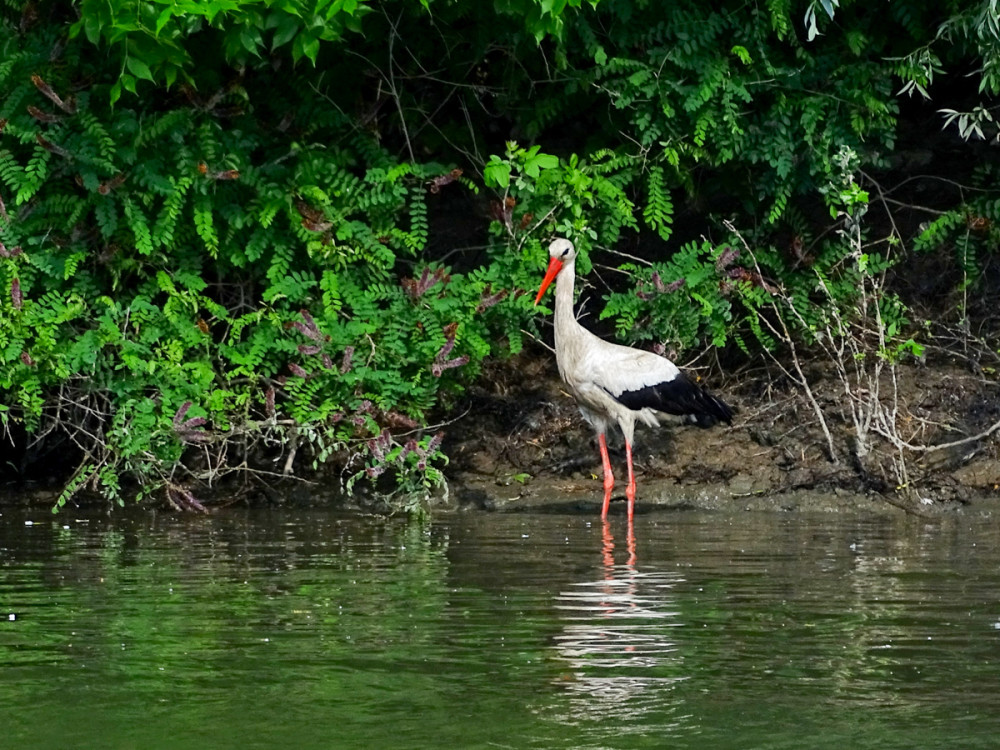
[[3, 348, 997, 518], [443, 350, 1000, 517]]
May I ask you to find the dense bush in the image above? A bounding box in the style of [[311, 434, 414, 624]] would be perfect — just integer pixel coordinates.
[[1, 0, 998, 509], [1, 1, 539, 508]]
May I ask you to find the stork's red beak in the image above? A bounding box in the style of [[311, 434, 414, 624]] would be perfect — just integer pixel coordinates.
[[534, 257, 563, 305]]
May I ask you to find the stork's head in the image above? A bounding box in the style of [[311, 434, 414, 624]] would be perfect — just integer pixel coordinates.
[[534, 238, 576, 305]]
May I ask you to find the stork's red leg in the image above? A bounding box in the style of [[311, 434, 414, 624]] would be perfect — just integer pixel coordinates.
[[598, 433, 615, 518], [625, 439, 636, 521]]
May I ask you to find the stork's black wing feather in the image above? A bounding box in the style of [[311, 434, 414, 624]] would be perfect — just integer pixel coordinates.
[[613, 373, 733, 427]]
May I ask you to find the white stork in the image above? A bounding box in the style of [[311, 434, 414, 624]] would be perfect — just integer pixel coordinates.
[[534, 238, 733, 520]]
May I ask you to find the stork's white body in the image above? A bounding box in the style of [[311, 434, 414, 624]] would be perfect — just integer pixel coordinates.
[[536, 238, 732, 519], [551, 270, 679, 448]]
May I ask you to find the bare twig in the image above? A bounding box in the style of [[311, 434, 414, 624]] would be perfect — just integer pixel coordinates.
[[725, 220, 840, 463], [382, 8, 415, 163], [874, 415, 1000, 454]]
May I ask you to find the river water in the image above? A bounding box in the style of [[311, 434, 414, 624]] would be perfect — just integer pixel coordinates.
[[2, 504, 999, 749]]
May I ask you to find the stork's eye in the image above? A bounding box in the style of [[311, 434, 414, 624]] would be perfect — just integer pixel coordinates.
[[561, 249, 569, 257]]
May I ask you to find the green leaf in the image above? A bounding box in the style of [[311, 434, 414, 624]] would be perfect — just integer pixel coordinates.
[[272, 15, 300, 49], [126, 57, 155, 82], [84, 13, 102, 45], [155, 8, 174, 36], [484, 160, 511, 188], [523, 151, 558, 178], [294, 33, 321, 64], [120, 73, 138, 95], [731, 45, 752, 65]]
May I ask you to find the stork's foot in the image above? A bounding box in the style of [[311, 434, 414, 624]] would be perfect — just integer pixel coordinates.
[[601, 491, 645, 517], [601, 475, 615, 518]]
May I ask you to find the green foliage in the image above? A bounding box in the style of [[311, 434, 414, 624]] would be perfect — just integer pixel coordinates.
[[467, 1, 940, 362], [66, 0, 601, 104], [735, 148, 923, 371], [642, 166, 673, 243], [0, 7, 546, 510], [2, 0, 998, 510], [553, 1, 900, 229], [602, 241, 733, 351], [910, 167, 1000, 306]]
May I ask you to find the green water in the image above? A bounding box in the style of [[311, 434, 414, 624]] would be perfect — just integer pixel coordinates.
[[2, 506, 999, 749]]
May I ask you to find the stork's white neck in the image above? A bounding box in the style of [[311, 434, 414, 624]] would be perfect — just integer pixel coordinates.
[[553, 256, 585, 360]]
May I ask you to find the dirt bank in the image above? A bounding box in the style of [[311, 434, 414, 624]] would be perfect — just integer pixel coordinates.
[[3, 347, 996, 518], [443, 349, 1000, 517]]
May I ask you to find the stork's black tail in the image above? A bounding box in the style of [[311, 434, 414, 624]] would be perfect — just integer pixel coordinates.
[[615, 373, 733, 428]]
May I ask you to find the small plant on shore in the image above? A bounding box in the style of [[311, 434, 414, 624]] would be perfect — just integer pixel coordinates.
[[729, 146, 1000, 500]]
